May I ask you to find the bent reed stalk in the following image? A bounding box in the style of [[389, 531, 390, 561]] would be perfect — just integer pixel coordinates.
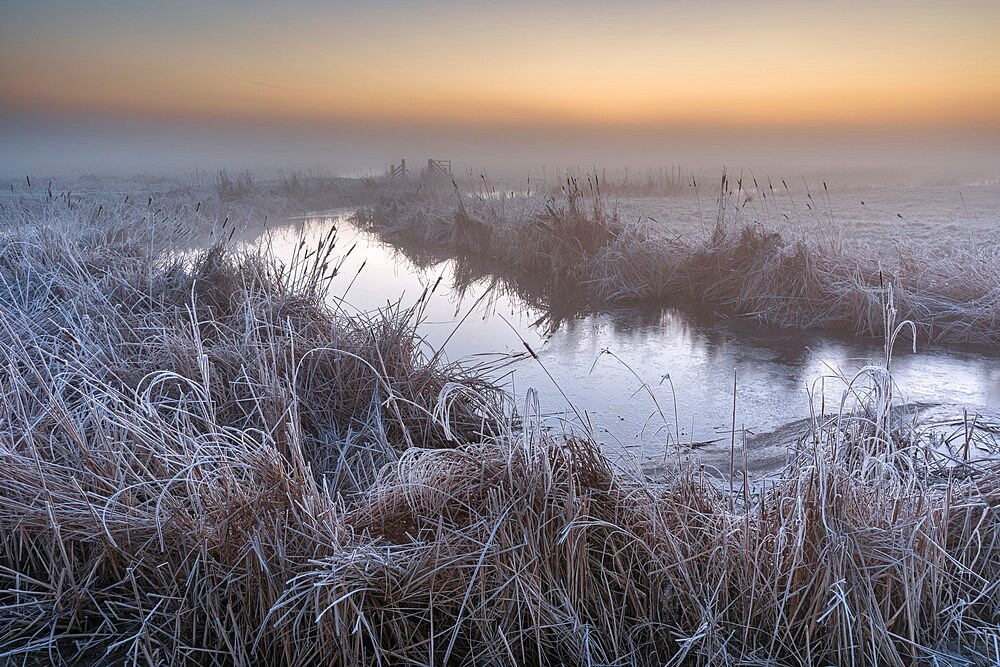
[[355, 174, 1000, 346], [0, 192, 998, 665]]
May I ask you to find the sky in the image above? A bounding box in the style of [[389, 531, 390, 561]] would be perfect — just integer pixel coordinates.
[[2, 0, 999, 176]]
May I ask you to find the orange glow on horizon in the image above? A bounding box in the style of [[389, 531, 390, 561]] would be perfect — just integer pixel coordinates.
[[2, 2, 999, 133]]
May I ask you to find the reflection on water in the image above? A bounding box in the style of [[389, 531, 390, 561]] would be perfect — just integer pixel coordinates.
[[253, 211, 1000, 477]]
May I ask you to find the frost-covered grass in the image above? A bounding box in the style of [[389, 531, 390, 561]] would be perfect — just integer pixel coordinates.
[[357, 174, 1000, 346], [0, 188, 998, 665]]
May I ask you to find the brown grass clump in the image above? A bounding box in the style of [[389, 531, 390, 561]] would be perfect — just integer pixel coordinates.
[[1, 193, 999, 665], [356, 173, 1000, 346]]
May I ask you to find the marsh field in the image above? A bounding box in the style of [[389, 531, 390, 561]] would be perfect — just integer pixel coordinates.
[[1, 170, 999, 666]]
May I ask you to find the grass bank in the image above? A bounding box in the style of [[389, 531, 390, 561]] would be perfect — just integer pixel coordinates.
[[1, 193, 998, 665], [356, 175, 1000, 346]]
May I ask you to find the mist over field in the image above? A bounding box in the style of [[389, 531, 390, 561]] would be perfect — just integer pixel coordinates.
[[3, 112, 1000, 184]]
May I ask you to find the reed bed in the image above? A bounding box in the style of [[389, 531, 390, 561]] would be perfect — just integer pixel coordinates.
[[212, 169, 385, 213], [356, 175, 1000, 346], [1, 192, 998, 665]]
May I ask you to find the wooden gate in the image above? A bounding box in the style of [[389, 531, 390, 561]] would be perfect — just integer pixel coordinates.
[[387, 159, 407, 179], [425, 159, 452, 177]]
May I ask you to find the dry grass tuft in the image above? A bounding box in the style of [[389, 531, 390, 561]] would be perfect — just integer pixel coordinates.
[[357, 174, 1000, 346]]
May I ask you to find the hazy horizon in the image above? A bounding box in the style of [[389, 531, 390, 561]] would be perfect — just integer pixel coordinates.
[[2, 0, 1000, 180]]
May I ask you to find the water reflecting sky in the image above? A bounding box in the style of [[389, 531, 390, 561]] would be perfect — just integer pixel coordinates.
[[257, 212, 1000, 474]]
